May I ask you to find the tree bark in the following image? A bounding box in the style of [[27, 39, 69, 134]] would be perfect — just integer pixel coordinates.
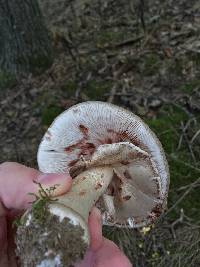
[[0, 0, 53, 79]]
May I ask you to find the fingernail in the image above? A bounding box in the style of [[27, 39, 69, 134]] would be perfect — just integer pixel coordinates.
[[92, 207, 102, 223], [36, 173, 72, 196], [37, 173, 69, 185]]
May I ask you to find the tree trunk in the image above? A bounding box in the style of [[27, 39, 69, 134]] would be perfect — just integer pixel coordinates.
[[0, 0, 53, 81]]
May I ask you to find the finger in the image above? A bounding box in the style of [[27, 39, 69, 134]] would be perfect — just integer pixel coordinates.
[[0, 162, 72, 213], [37, 173, 72, 196], [74, 250, 95, 267], [88, 207, 103, 251], [94, 238, 133, 267], [74, 208, 103, 267]]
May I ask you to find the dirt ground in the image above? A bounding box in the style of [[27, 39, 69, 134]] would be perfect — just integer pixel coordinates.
[[0, 0, 200, 266]]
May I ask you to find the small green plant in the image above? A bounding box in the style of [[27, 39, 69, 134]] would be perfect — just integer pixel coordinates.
[[28, 181, 59, 223], [13, 216, 23, 228], [13, 182, 59, 227]]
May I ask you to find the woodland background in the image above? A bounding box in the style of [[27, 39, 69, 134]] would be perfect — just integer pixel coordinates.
[[0, 0, 200, 266]]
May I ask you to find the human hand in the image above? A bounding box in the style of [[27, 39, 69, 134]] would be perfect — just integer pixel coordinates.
[[0, 162, 72, 267], [0, 162, 132, 267], [76, 207, 132, 267]]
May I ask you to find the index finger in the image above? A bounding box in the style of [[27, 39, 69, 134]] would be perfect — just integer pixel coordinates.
[[88, 207, 103, 251], [0, 162, 72, 215]]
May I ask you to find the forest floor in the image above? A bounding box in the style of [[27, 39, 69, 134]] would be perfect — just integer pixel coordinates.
[[0, 0, 200, 266]]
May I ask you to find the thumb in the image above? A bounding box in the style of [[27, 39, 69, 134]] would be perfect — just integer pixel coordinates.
[[88, 207, 103, 251], [0, 162, 72, 213]]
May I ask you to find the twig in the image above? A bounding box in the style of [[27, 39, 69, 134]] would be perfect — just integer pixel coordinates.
[[165, 177, 200, 217], [171, 102, 192, 117], [98, 35, 144, 51], [107, 84, 117, 103], [191, 128, 200, 144], [21, 118, 35, 138], [168, 154, 200, 173], [170, 30, 193, 40], [107, 63, 128, 103], [105, 92, 133, 97], [177, 177, 200, 191], [170, 209, 184, 239], [179, 121, 197, 163], [113, 35, 144, 48], [1, 87, 26, 107], [177, 119, 192, 150]]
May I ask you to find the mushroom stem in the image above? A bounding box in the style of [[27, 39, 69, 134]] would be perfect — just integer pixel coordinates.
[[56, 166, 113, 222], [16, 167, 114, 267]]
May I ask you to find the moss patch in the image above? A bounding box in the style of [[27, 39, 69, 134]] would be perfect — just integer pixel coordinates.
[[61, 80, 77, 96], [29, 53, 53, 75], [178, 79, 200, 94], [0, 70, 16, 89], [42, 105, 64, 126], [146, 104, 200, 220], [142, 54, 161, 76], [166, 58, 185, 77], [96, 30, 125, 47], [146, 105, 188, 153], [83, 80, 112, 100], [191, 52, 200, 66]]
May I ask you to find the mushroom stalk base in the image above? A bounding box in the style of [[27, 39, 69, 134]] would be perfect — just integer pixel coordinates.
[[16, 167, 114, 267], [16, 207, 88, 267]]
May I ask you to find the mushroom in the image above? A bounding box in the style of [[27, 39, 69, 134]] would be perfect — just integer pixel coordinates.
[[16, 101, 169, 267]]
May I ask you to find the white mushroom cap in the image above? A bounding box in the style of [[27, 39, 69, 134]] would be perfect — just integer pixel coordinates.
[[38, 101, 169, 228]]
